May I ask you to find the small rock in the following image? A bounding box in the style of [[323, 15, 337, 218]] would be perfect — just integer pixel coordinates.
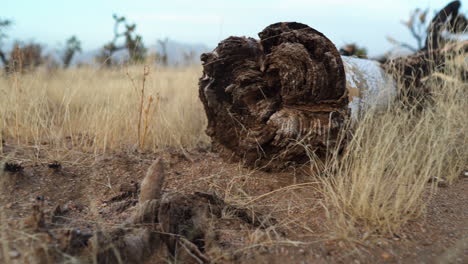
[[52, 204, 69, 223], [48, 161, 62, 169], [429, 176, 448, 187], [6, 202, 13, 209], [9, 250, 20, 258], [437, 180, 448, 187], [422, 240, 432, 246], [4, 162, 23, 172], [381, 252, 391, 259], [119, 182, 138, 193]]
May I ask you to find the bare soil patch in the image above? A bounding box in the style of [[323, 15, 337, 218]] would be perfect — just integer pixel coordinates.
[[1, 142, 466, 263]]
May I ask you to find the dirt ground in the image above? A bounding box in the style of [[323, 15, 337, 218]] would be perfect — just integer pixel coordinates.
[[0, 141, 466, 263]]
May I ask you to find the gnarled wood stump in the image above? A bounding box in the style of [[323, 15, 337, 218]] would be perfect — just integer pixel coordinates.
[[199, 22, 349, 170]]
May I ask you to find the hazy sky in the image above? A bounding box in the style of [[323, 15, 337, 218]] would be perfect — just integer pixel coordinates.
[[3, 0, 466, 56]]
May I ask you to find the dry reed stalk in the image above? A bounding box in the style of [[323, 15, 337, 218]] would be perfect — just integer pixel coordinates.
[[141, 94, 156, 149], [13, 47, 23, 145], [127, 65, 155, 150]]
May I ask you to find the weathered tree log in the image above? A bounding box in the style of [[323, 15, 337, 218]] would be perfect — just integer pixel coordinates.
[[199, 22, 349, 170], [199, 19, 465, 169], [198, 22, 398, 169]]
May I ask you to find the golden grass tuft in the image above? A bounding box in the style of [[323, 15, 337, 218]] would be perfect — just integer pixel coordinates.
[[318, 52, 467, 239]]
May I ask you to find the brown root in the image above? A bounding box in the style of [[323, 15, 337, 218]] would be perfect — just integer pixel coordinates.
[[89, 227, 158, 264], [139, 157, 165, 203]]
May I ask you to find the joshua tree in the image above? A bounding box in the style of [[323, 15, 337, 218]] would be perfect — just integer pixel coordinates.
[[62, 35, 82, 68], [96, 14, 146, 66]]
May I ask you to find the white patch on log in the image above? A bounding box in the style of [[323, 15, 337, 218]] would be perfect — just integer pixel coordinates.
[[341, 56, 397, 120], [441, 31, 468, 41]]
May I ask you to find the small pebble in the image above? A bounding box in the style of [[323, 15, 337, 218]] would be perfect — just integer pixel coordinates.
[[381, 252, 391, 259], [9, 250, 20, 258], [437, 180, 448, 187]]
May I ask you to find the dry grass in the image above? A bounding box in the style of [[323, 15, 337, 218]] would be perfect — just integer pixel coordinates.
[[318, 52, 467, 240], [0, 65, 209, 154]]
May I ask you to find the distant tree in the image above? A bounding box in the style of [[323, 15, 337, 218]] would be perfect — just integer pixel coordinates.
[[0, 19, 11, 40], [62, 35, 82, 68], [182, 50, 196, 65], [96, 14, 146, 66], [387, 8, 429, 52], [8, 41, 45, 73], [0, 18, 12, 68], [156, 38, 169, 66], [0, 19, 45, 73], [339, 43, 368, 58]]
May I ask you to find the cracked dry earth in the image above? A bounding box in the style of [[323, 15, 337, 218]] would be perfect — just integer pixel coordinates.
[[0, 143, 466, 263]]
